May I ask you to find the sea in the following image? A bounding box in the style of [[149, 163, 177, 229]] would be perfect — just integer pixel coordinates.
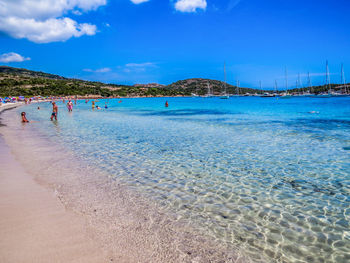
[[2, 96, 350, 262]]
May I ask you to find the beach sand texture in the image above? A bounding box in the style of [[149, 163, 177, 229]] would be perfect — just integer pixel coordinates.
[[0, 136, 110, 263]]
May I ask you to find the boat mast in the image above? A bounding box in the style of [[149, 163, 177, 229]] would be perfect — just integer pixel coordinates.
[[298, 73, 302, 94], [326, 60, 330, 93], [224, 62, 227, 95], [259, 80, 262, 94], [308, 72, 312, 94], [274, 80, 278, 94], [285, 67, 288, 94], [341, 63, 347, 94], [236, 80, 240, 95], [207, 81, 210, 96]]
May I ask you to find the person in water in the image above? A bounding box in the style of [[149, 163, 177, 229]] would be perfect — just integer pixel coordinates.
[[50, 101, 58, 121], [67, 100, 73, 112], [105, 102, 108, 109], [92, 100, 95, 109], [21, 112, 29, 123], [165, 101, 169, 107], [37, 106, 40, 110], [96, 105, 101, 110]]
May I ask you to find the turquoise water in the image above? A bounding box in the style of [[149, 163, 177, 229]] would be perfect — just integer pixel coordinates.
[[14, 97, 350, 262]]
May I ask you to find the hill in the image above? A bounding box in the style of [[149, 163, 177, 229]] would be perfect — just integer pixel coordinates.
[[1, 66, 347, 97], [0, 66, 186, 97], [167, 78, 263, 95]]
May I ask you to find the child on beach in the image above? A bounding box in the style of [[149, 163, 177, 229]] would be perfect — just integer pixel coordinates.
[[21, 112, 29, 123]]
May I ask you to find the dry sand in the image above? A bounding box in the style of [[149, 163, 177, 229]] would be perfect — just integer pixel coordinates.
[[0, 137, 110, 263]]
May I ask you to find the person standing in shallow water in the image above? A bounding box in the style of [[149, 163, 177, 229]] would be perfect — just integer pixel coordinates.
[[92, 100, 95, 109], [165, 101, 169, 107], [51, 102, 58, 121], [67, 100, 73, 112]]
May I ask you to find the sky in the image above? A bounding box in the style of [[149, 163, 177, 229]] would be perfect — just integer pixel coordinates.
[[0, 0, 349, 89]]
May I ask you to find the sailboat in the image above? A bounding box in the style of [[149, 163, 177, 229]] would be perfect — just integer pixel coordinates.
[[236, 80, 240, 96], [203, 81, 214, 97], [220, 63, 229, 99], [191, 81, 200, 97], [280, 67, 292, 98], [313, 61, 332, 98], [260, 80, 275, 97], [340, 64, 349, 96], [274, 80, 280, 96]]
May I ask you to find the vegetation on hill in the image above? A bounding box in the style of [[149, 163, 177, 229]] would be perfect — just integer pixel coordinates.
[[0, 66, 348, 97], [0, 66, 186, 97], [167, 78, 263, 95]]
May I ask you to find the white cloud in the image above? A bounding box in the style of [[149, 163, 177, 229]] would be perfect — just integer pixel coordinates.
[[83, 67, 111, 73], [130, 0, 150, 4], [0, 0, 106, 43], [0, 52, 31, 63], [126, 62, 155, 68], [175, 0, 207, 12], [125, 62, 156, 72]]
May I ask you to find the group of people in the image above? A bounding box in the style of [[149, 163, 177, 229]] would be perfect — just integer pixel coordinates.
[[21, 99, 169, 123]]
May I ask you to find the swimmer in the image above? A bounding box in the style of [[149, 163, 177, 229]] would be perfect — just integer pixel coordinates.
[[92, 100, 95, 109], [105, 103, 108, 109], [96, 106, 101, 110], [165, 101, 169, 107], [37, 106, 40, 110], [21, 112, 29, 123], [118, 100, 122, 103]]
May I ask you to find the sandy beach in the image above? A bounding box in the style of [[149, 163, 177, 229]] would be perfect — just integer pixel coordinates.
[[0, 104, 111, 262], [0, 136, 110, 263]]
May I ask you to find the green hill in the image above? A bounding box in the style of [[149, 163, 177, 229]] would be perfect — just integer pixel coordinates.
[[0, 66, 185, 97], [1, 66, 260, 97], [1, 66, 347, 97], [167, 78, 263, 95]]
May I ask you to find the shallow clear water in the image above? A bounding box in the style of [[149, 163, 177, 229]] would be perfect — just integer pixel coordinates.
[[11, 97, 350, 262]]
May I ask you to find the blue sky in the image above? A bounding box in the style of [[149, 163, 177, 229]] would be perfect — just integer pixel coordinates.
[[0, 0, 349, 89]]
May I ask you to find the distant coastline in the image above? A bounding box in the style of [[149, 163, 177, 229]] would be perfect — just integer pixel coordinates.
[[2, 66, 347, 98]]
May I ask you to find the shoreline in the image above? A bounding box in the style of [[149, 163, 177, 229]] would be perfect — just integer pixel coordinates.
[[0, 106, 249, 262], [0, 102, 24, 113]]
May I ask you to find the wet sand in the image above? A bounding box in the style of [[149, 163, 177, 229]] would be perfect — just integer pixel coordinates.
[[0, 107, 250, 263]]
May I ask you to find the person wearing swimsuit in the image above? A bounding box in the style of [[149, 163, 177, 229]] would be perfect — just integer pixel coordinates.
[[67, 100, 73, 112], [21, 112, 29, 123], [51, 102, 58, 121]]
